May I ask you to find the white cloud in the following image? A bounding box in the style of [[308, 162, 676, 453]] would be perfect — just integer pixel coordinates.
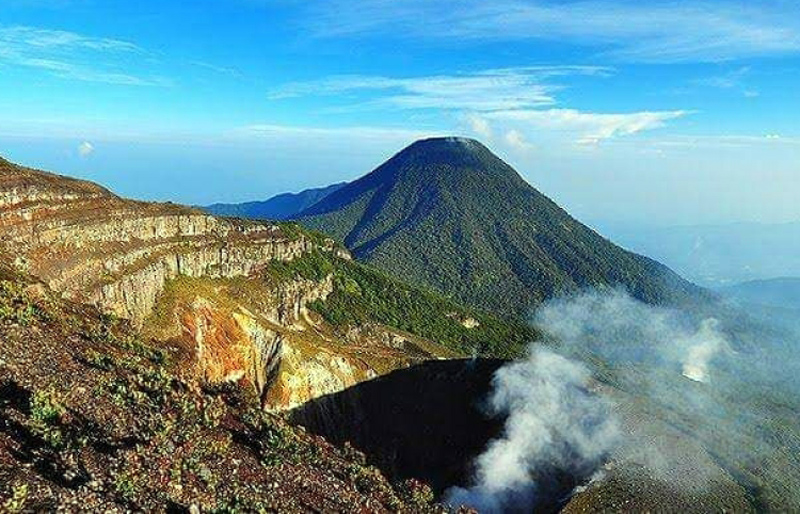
[[481, 109, 688, 145], [504, 129, 531, 150], [695, 66, 751, 89], [303, 0, 800, 62], [269, 67, 610, 111], [272, 67, 686, 147], [693, 66, 759, 97], [189, 60, 241, 78], [77, 141, 94, 157], [0, 26, 141, 52], [466, 114, 493, 139], [653, 134, 800, 149], [0, 26, 170, 86]]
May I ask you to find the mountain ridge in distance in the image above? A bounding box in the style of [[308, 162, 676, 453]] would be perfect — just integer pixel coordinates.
[[293, 137, 707, 315], [206, 182, 346, 220], [719, 276, 800, 310]]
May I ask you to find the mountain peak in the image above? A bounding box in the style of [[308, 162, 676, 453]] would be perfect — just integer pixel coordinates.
[[367, 135, 521, 185], [410, 136, 484, 148], [401, 136, 488, 159], [296, 140, 704, 315]]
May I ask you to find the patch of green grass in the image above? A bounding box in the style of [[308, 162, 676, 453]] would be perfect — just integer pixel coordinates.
[[2, 483, 28, 514], [29, 389, 66, 449], [0, 280, 46, 325]]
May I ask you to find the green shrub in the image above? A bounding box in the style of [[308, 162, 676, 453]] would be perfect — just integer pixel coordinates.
[[113, 471, 138, 501], [2, 483, 28, 513], [85, 349, 115, 370], [0, 281, 44, 325], [29, 388, 66, 449], [397, 478, 435, 507]]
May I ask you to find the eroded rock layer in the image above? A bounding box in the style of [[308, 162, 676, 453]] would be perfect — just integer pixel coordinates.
[[0, 158, 322, 325]]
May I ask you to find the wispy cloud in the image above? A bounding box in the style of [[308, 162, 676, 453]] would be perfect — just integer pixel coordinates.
[[0, 26, 170, 86], [77, 140, 94, 157], [693, 66, 759, 97], [271, 66, 685, 146], [503, 129, 533, 151], [303, 0, 800, 62], [481, 109, 688, 145], [269, 66, 610, 111], [189, 60, 242, 78], [695, 67, 751, 89], [654, 134, 800, 149]]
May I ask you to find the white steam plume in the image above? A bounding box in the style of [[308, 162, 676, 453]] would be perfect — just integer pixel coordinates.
[[535, 289, 732, 385], [680, 318, 729, 383], [446, 348, 619, 513]]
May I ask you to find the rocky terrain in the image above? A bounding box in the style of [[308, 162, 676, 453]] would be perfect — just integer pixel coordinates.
[[0, 262, 439, 511], [0, 157, 466, 510], [0, 157, 324, 325]]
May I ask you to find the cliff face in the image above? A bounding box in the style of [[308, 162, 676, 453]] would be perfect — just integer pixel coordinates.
[[146, 274, 437, 411], [0, 158, 438, 410]]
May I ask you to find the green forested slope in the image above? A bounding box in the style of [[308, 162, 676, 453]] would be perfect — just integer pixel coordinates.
[[296, 137, 705, 315]]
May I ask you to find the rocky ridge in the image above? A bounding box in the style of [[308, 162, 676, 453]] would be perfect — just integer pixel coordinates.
[[0, 158, 324, 325]]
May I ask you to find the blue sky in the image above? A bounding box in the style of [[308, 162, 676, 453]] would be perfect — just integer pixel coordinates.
[[0, 0, 799, 225]]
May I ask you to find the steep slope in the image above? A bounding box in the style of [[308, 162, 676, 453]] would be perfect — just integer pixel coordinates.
[[291, 360, 754, 513], [0, 263, 439, 512], [295, 137, 705, 315], [0, 157, 386, 409], [206, 182, 347, 220]]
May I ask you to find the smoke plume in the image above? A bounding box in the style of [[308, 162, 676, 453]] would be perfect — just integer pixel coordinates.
[[680, 318, 729, 383], [529, 289, 800, 510], [445, 348, 619, 513], [534, 289, 731, 385], [445, 289, 800, 511]]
